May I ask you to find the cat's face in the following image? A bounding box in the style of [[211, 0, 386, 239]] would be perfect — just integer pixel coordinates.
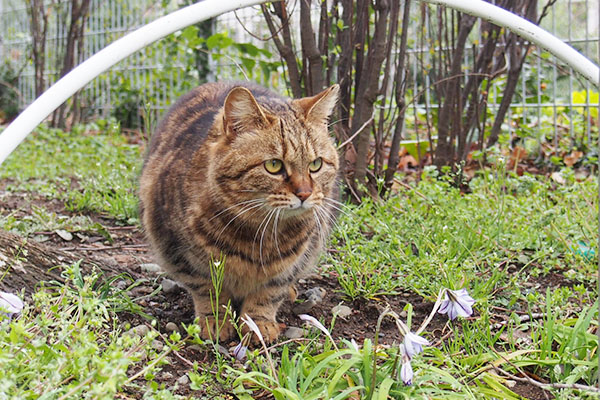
[[212, 85, 339, 221]]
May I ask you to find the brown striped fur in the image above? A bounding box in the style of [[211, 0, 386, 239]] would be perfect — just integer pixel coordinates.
[[139, 82, 340, 342]]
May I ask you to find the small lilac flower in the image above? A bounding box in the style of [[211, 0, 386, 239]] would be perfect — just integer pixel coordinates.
[[241, 314, 264, 342], [299, 314, 338, 350], [400, 354, 413, 386], [0, 292, 23, 319], [438, 288, 475, 320], [403, 331, 430, 358], [232, 342, 247, 361]]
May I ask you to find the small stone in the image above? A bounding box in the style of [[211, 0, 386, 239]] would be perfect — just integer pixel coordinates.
[[332, 304, 352, 319], [305, 287, 326, 303], [160, 371, 173, 380], [188, 344, 202, 352], [104, 257, 119, 268], [298, 278, 307, 284], [165, 322, 178, 332], [151, 340, 164, 351], [284, 326, 304, 339], [55, 229, 73, 241], [161, 278, 182, 294], [218, 344, 230, 357], [126, 324, 149, 337], [140, 263, 162, 274], [293, 299, 317, 315], [399, 309, 408, 318], [114, 279, 128, 290], [176, 374, 190, 386]]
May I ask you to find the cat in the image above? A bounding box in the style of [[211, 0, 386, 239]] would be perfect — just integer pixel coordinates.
[[139, 82, 340, 342]]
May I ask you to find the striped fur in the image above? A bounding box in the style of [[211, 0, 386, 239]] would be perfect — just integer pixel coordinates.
[[139, 82, 340, 342]]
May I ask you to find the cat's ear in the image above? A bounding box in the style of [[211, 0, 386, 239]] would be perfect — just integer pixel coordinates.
[[223, 87, 272, 135], [294, 84, 339, 126]]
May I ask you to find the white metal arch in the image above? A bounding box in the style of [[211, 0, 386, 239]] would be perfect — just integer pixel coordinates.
[[0, 0, 597, 165]]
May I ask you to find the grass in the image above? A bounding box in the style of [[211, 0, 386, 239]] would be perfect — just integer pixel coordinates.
[[0, 122, 597, 398]]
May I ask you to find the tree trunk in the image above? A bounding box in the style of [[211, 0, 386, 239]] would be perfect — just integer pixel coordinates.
[[352, 0, 391, 187], [300, 0, 324, 95], [262, 2, 303, 98], [53, 0, 91, 128], [28, 0, 49, 98]]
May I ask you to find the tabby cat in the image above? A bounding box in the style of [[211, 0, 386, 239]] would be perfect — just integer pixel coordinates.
[[139, 82, 340, 342]]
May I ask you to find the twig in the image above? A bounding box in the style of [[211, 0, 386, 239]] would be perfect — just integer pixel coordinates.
[[493, 363, 600, 395], [59, 244, 148, 251], [391, 178, 430, 202], [234, 8, 283, 41], [261, 337, 311, 355], [492, 312, 546, 330], [337, 114, 375, 149]]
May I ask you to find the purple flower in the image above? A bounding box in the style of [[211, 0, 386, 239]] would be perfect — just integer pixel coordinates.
[[232, 342, 247, 361], [241, 314, 264, 343], [400, 355, 413, 386], [403, 331, 430, 358], [0, 292, 23, 319], [438, 288, 475, 320]]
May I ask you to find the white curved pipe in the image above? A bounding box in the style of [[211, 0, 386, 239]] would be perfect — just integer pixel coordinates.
[[0, 0, 271, 165], [421, 0, 599, 86], [0, 0, 598, 166]]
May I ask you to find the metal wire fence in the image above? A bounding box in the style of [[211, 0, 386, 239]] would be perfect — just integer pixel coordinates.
[[0, 0, 597, 143]]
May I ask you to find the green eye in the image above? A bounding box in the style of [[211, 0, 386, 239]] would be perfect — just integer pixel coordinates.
[[309, 157, 322, 172], [264, 159, 283, 174]]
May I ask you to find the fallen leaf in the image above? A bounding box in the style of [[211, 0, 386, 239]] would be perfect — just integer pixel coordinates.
[[397, 155, 417, 170], [563, 150, 583, 167], [507, 146, 527, 170]]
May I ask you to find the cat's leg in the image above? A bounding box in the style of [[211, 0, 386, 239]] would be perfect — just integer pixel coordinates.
[[187, 280, 236, 342], [240, 286, 289, 343]]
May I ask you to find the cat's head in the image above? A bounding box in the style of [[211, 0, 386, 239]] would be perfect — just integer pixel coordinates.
[[212, 84, 340, 219]]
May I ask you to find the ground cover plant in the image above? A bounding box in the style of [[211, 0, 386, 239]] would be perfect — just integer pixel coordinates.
[[0, 122, 597, 399]]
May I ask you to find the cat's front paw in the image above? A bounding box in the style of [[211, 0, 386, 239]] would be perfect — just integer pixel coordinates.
[[197, 315, 235, 342], [243, 318, 281, 344]]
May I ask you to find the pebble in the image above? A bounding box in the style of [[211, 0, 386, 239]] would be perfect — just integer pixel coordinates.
[[217, 344, 230, 357], [331, 304, 352, 319], [176, 374, 190, 386], [165, 322, 179, 332], [140, 263, 162, 274], [399, 310, 407, 318], [292, 286, 327, 314], [55, 229, 73, 241], [161, 278, 183, 294], [160, 372, 173, 380], [126, 324, 149, 337], [284, 326, 304, 339], [114, 279, 128, 290], [188, 344, 203, 352], [293, 299, 317, 315], [305, 287, 326, 303], [151, 340, 164, 351]]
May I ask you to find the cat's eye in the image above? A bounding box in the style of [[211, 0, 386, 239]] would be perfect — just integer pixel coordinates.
[[308, 157, 322, 173], [264, 159, 284, 174]]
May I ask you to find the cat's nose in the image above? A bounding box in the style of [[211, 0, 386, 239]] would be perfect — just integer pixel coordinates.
[[295, 188, 312, 202]]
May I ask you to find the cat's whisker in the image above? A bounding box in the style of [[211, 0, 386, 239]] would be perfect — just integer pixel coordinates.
[[209, 198, 265, 222], [258, 209, 277, 268], [271, 208, 283, 262], [313, 207, 328, 246], [214, 201, 266, 245], [316, 204, 335, 224], [252, 208, 275, 267], [322, 198, 348, 216]]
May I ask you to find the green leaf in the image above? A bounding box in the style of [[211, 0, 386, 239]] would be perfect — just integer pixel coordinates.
[[377, 377, 394, 400]]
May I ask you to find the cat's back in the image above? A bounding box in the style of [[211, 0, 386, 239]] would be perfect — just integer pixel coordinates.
[[146, 82, 275, 159]]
